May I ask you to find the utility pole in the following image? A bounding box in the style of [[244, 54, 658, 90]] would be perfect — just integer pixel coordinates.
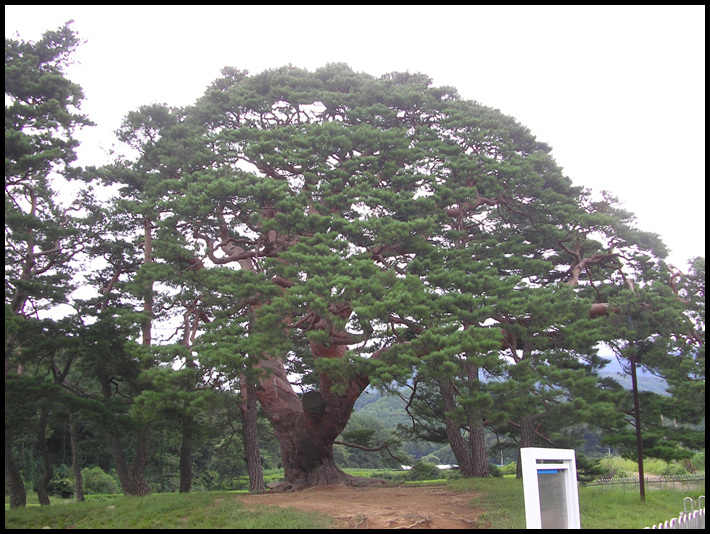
[[630, 349, 645, 502], [627, 313, 645, 503]]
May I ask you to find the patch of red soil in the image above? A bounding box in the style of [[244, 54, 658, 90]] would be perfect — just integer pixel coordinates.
[[238, 484, 483, 529]]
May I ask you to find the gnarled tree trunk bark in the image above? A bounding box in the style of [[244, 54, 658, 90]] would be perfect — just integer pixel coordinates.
[[464, 361, 490, 477], [127, 426, 152, 496], [108, 424, 151, 496], [439, 377, 490, 477], [254, 341, 381, 490]]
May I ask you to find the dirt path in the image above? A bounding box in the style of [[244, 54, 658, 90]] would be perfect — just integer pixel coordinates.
[[237, 484, 483, 529]]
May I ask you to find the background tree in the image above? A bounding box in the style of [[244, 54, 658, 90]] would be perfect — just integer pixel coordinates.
[[661, 258, 705, 412], [5, 22, 94, 508], [335, 412, 407, 469], [600, 262, 705, 499], [78, 101, 213, 496]]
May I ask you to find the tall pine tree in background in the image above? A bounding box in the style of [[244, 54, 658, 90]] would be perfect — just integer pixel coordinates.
[[5, 22, 94, 508]]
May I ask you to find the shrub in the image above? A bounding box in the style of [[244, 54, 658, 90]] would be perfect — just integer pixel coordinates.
[[488, 464, 503, 477], [661, 462, 689, 476], [81, 466, 121, 495], [45, 464, 74, 498], [500, 462, 517, 476], [576, 454, 606, 483], [47, 476, 74, 498], [598, 456, 635, 478], [407, 461, 440, 481], [687, 451, 704, 473], [444, 469, 461, 480], [644, 458, 668, 476]]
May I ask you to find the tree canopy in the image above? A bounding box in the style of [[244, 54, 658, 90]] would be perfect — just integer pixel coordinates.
[[85, 63, 698, 487]]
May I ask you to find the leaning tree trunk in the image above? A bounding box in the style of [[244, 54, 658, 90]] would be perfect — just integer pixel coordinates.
[[254, 341, 379, 490], [438, 378, 475, 477], [5, 428, 27, 508]]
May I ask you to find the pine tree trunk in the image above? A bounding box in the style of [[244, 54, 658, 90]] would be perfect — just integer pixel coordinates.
[[178, 425, 193, 493], [109, 429, 151, 496], [68, 413, 85, 502], [5, 334, 27, 508], [5, 428, 27, 508], [254, 342, 376, 490], [109, 432, 131, 494], [100, 370, 132, 495], [438, 378, 475, 477], [467, 411, 490, 477], [120, 219, 153, 497], [463, 361, 490, 477], [516, 416, 537, 478], [107, 420, 152, 496], [36, 402, 53, 506], [240, 380, 265, 491], [128, 426, 152, 496]]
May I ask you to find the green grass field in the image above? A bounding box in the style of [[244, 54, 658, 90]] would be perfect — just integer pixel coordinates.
[[4, 491, 334, 530], [5, 474, 704, 529], [447, 477, 705, 529]]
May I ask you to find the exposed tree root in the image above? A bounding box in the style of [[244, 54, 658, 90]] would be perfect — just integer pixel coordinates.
[[395, 515, 431, 529], [267, 472, 389, 493]]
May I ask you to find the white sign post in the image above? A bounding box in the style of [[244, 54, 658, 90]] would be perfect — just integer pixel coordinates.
[[521, 448, 581, 529]]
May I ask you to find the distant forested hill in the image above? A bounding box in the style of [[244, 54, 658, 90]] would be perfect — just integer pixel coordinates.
[[598, 370, 669, 395], [352, 371, 669, 463], [354, 388, 411, 428], [355, 371, 667, 420]]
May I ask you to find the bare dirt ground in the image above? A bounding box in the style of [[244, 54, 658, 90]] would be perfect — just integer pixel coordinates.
[[237, 484, 484, 529]]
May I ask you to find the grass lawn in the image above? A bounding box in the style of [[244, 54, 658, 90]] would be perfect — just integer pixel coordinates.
[[448, 476, 705, 529], [4, 491, 334, 530], [5, 475, 704, 529]]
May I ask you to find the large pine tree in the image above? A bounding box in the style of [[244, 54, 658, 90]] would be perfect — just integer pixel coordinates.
[[97, 64, 677, 489]]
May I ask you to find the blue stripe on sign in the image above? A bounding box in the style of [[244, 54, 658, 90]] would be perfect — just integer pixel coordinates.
[[537, 469, 559, 474]]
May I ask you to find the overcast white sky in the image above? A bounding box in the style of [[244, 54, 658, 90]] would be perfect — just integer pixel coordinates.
[[6, 5, 706, 268]]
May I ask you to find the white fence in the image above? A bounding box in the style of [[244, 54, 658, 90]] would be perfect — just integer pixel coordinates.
[[645, 496, 705, 529]]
